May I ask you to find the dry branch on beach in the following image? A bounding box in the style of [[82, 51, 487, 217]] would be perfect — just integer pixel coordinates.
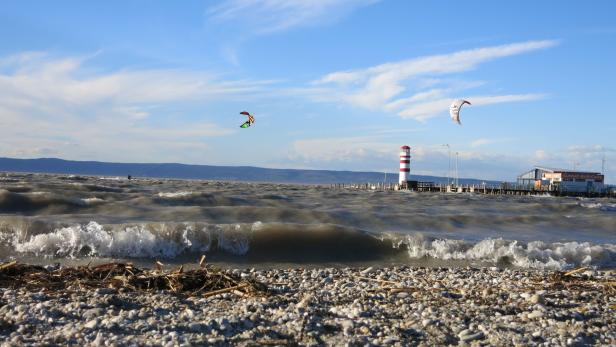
[[0, 260, 269, 297]]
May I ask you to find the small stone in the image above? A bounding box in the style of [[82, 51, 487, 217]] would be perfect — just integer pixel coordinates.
[[360, 267, 374, 275], [242, 319, 254, 329], [528, 310, 544, 319], [297, 294, 313, 309], [341, 320, 354, 336], [459, 329, 472, 337], [92, 332, 105, 346], [529, 294, 545, 305], [422, 319, 434, 327], [95, 288, 117, 295], [83, 308, 105, 320], [31, 292, 48, 301], [189, 322, 204, 332], [84, 319, 100, 329], [460, 331, 484, 342]]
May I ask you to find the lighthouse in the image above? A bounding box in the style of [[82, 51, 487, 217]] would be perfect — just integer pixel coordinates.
[[399, 145, 411, 184]]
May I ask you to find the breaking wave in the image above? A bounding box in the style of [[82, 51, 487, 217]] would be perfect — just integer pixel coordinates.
[[399, 234, 616, 270], [578, 201, 616, 212], [2, 221, 615, 270]]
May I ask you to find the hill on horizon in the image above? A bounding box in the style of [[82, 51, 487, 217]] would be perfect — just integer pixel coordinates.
[[0, 157, 503, 186]]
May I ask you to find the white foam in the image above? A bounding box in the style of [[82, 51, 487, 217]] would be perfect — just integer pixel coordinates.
[[83, 197, 104, 205], [98, 176, 122, 181], [401, 234, 616, 270], [157, 191, 196, 198], [580, 202, 602, 209], [579, 202, 616, 212], [12, 221, 261, 258], [7, 222, 616, 269]]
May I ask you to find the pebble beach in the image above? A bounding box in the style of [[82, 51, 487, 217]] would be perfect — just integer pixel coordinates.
[[1, 265, 614, 346]]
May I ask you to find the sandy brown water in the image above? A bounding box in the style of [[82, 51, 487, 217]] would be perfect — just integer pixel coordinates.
[[1, 172, 615, 269]]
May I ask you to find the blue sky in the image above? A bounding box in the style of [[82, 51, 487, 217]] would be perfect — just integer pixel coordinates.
[[1, 1, 615, 182]]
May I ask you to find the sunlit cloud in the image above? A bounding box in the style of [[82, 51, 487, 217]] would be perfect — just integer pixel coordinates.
[[311, 40, 559, 121], [0, 52, 270, 162]]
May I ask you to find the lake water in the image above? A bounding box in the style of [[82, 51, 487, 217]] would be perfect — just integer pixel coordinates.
[[1, 172, 615, 270]]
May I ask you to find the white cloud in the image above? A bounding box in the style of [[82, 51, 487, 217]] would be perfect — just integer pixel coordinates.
[[0, 52, 268, 163], [0, 53, 266, 107], [534, 149, 549, 161], [290, 136, 396, 163], [470, 138, 493, 148], [528, 146, 614, 179], [469, 137, 516, 149], [568, 145, 616, 155], [398, 93, 545, 121], [284, 135, 536, 180], [312, 40, 559, 121], [208, 0, 378, 34]]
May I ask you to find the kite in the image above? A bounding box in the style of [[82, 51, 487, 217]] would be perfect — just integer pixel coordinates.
[[449, 99, 471, 125], [239, 111, 255, 128]]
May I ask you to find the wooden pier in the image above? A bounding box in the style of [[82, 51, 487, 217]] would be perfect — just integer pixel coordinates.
[[329, 181, 616, 198]]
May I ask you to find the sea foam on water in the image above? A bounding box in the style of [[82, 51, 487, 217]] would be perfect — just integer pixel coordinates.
[[5, 220, 615, 270]]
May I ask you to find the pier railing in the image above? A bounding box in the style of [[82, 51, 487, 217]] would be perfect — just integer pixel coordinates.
[[329, 182, 616, 198]]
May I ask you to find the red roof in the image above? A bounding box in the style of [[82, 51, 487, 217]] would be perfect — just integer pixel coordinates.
[[400, 145, 410, 149]]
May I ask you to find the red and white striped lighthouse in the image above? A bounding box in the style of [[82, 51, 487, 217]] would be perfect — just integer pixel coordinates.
[[399, 145, 411, 184]]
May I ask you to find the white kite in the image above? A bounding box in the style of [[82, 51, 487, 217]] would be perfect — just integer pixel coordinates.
[[449, 99, 471, 125]]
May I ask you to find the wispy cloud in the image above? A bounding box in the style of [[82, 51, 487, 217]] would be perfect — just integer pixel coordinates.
[[0, 52, 270, 162], [470, 138, 494, 148], [0, 53, 268, 107], [311, 40, 559, 121], [284, 135, 537, 179], [398, 93, 545, 121], [208, 0, 378, 34], [289, 136, 396, 165], [469, 137, 514, 148]]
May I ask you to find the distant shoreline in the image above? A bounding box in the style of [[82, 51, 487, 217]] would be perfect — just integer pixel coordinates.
[[0, 157, 502, 185]]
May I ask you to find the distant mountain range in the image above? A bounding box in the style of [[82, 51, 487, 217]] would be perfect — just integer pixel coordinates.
[[0, 157, 502, 185]]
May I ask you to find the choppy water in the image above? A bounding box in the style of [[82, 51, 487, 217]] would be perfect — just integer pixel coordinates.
[[1, 172, 615, 270]]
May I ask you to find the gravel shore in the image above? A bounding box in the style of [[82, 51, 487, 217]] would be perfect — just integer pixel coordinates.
[[1, 266, 614, 346]]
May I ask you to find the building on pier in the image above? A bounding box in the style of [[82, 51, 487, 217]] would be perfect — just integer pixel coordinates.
[[517, 167, 604, 193]]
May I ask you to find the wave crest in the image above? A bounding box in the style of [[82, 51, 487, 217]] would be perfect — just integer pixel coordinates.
[[3, 220, 615, 270], [400, 234, 616, 269]]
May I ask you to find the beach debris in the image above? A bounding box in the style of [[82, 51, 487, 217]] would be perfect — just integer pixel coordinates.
[[155, 261, 164, 272], [357, 275, 400, 286], [360, 266, 375, 275], [564, 267, 589, 277], [0, 261, 17, 271], [0, 261, 269, 297]]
